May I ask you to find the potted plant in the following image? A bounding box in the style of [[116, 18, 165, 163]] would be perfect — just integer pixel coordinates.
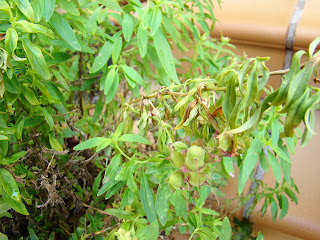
[[0, 0, 319, 239]]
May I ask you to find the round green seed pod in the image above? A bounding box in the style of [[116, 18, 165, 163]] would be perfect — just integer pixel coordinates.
[[169, 171, 184, 189], [185, 146, 205, 171], [188, 172, 206, 186], [169, 142, 188, 168]]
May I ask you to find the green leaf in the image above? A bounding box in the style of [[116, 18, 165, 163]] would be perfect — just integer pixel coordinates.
[[122, 65, 146, 87], [273, 146, 291, 163], [155, 181, 172, 225], [271, 120, 280, 148], [73, 137, 109, 150], [222, 157, 234, 177], [91, 95, 104, 123], [137, 24, 148, 57], [256, 232, 264, 240], [13, 0, 35, 22], [58, 0, 79, 16], [105, 68, 119, 104], [0, 135, 9, 141], [97, 0, 122, 12], [92, 171, 103, 197], [153, 30, 180, 84], [140, 172, 157, 223], [122, 13, 134, 42], [2, 190, 29, 215], [238, 136, 263, 194], [49, 12, 81, 51], [118, 134, 151, 145], [39, 0, 55, 21], [105, 208, 135, 220], [279, 194, 289, 220], [309, 36, 320, 57], [267, 150, 281, 183], [222, 71, 236, 120], [220, 217, 232, 240], [2, 151, 26, 165], [104, 154, 121, 182], [150, 7, 162, 36], [242, 64, 259, 110], [279, 145, 291, 183], [90, 41, 113, 73], [52, 69, 69, 90], [136, 221, 159, 240], [0, 232, 8, 240], [0, 169, 20, 201], [115, 160, 135, 181], [270, 197, 278, 222], [5, 28, 18, 54], [112, 36, 122, 64], [49, 134, 63, 151], [15, 20, 54, 38], [0, 0, 12, 16], [28, 228, 39, 240], [21, 85, 40, 105], [22, 38, 50, 80], [170, 189, 187, 219]]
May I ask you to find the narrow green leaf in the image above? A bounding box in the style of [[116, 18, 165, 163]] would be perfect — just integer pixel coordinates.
[[22, 38, 50, 79], [13, 0, 35, 22], [90, 41, 113, 73], [279, 194, 289, 220], [97, 0, 122, 12], [122, 13, 134, 42], [105, 68, 119, 104], [279, 145, 291, 183], [267, 150, 281, 183], [222, 71, 236, 120], [0, 169, 20, 201], [273, 146, 291, 163], [242, 64, 259, 110], [92, 95, 104, 123], [41, 107, 54, 131], [136, 221, 159, 240], [49, 134, 63, 151], [58, 0, 79, 16], [309, 36, 320, 57], [112, 37, 122, 64], [28, 228, 39, 240], [21, 85, 40, 105], [74, 137, 108, 151], [140, 172, 157, 223], [238, 135, 263, 194], [105, 208, 135, 220], [170, 189, 187, 219], [5, 28, 18, 54], [137, 24, 148, 57], [153, 30, 179, 84], [52, 69, 69, 90], [39, 0, 55, 21], [15, 20, 54, 38], [270, 198, 278, 222], [222, 157, 234, 177], [0, 0, 12, 16], [122, 65, 146, 87], [2, 190, 29, 215], [150, 7, 162, 36], [271, 120, 280, 148], [115, 160, 135, 181], [49, 12, 81, 51], [104, 154, 121, 182], [155, 182, 172, 225], [220, 217, 232, 240], [118, 134, 151, 145]]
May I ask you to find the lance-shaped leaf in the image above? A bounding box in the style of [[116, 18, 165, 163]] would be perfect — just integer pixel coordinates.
[[0, 169, 21, 202], [49, 12, 81, 51], [22, 38, 50, 80], [136, 221, 159, 240], [90, 41, 113, 73], [122, 13, 134, 42], [153, 30, 179, 84], [5, 28, 18, 54], [238, 135, 263, 194], [15, 20, 54, 38], [118, 134, 151, 145], [39, 0, 55, 21], [140, 172, 157, 223], [74, 137, 110, 150], [13, 0, 35, 22], [155, 181, 171, 225]]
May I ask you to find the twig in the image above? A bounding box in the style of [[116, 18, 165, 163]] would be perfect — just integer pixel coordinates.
[[82, 203, 111, 215]]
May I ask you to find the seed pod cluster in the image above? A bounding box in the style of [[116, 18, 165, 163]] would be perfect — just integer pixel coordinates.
[[168, 143, 212, 189]]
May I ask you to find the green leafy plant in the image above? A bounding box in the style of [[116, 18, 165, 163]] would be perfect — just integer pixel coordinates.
[[0, 0, 319, 239]]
